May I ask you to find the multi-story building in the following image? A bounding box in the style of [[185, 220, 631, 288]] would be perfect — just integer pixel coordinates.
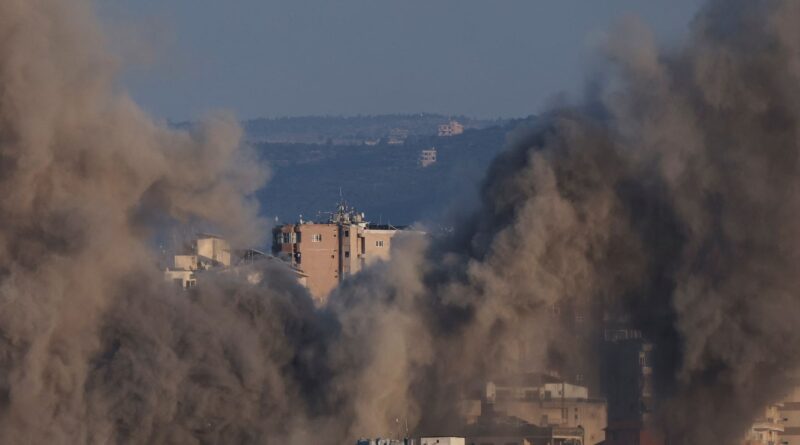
[[164, 234, 306, 289], [462, 373, 606, 445], [465, 401, 584, 445], [437, 120, 464, 137], [357, 439, 416, 445], [165, 233, 232, 289], [743, 403, 784, 445], [602, 325, 661, 445], [273, 201, 414, 303], [421, 438, 465, 445], [419, 147, 437, 167], [781, 387, 800, 445]]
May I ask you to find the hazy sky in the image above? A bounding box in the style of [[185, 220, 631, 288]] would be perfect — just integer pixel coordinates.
[[102, 0, 705, 121]]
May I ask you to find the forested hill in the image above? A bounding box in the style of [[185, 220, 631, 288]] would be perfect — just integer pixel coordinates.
[[255, 117, 532, 226], [243, 114, 506, 144]]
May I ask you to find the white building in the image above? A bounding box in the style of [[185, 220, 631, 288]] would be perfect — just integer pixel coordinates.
[[743, 403, 783, 445], [419, 147, 437, 167], [420, 438, 465, 445], [164, 234, 231, 289], [437, 120, 464, 137], [196, 234, 231, 267]]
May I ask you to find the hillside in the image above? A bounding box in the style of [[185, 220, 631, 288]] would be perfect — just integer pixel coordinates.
[[243, 114, 507, 144], [256, 119, 527, 225]]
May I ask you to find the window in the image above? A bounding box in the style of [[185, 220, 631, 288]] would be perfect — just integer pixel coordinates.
[[345, 251, 350, 258], [375, 240, 384, 247], [344, 230, 350, 237], [312, 233, 322, 243]]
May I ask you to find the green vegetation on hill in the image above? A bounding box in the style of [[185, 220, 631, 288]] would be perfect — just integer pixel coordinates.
[[256, 118, 529, 225], [244, 113, 508, 144]]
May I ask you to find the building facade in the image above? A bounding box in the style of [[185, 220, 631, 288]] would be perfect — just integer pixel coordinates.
[[437, 120, 464, 137], [273, 202, 413, 303], [465, 402, 584, 445], [419, 147, 437, 167], [602, 324, 661, 445], [742, 403, 784, 445], [462, 374, 606, 445], [164, 234, 232, 289], [781, 387, 800, 445]]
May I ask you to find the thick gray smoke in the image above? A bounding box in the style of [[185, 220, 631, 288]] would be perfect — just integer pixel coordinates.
[[1, 0, 799, 444]]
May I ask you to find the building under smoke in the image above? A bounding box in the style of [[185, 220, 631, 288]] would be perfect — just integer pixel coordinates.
[[273, 200, 422, 302], [3, 0, 800, 444], [461, 373, 606, 445]]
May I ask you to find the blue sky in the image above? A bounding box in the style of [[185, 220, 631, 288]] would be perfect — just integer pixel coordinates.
[[101, 0, 705, 120]]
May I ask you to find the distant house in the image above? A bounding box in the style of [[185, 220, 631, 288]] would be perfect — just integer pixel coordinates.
[[438, 120, 464, 137], [419, 147, 437, 167], [272, 200, 422, 304], [388, 128, 409, 144]]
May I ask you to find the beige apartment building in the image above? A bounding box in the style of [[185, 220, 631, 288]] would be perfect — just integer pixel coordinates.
[[273, 202, 413, 303], [438, 120, 464, 137], [743, 403, 784, 445], [781, 387, 800, 445], [462, 373, 606, 445], [164, 234, 232, 289], [419, 147, 437, 167]]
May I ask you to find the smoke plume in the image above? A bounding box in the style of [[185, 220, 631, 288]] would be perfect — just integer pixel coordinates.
[[0, 0, 798, 444]]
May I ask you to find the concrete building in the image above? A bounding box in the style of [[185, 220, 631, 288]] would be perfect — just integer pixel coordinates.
[[463, 373, 605, 445], [465, 402, 584, 445], [388, 128, 409, 144], [437, 120, 464, 137], [164, 234, 305, 289], [164, 234, 231, 289], [419, 147, 437, 167], [357, 439, 415, 445], [602, 324, 661, 445], [196, 234, 231, 267], [742, 403, 784, 445], [421, 438, 465, 445], [781, 387, 800, 445], [273, 201, 416, 303]]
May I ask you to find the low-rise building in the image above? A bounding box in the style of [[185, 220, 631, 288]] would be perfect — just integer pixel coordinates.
[[603, 324, 659, 445], [357, 439, 415, 445], [421, 438, 465, 445], [388, 128, 409, 144], [164, 234, 231, 289], [164, 234, 305, 289], [743, 403, 784, 445], [463, 373, 605, 445], [419, 147, 437, 167], [465, 402, 584, 445], [437, 120, 464, 137]]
